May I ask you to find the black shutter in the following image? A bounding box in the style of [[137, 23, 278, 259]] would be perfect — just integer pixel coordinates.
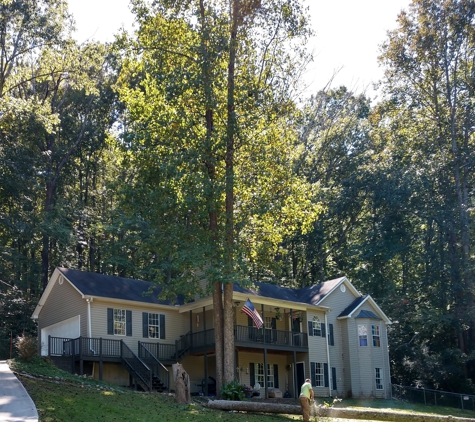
[[160, 314, 166, 339], [142, 312, 148, 338], [308, 321, 313, 336], [329, 324, 334, 346], [331, 367, 337, 390], [310, 362, 316, 386], [107, 308, 113, 335], [274, 364, 279, 388], [250, 363, 255, 386], [324, 363, 329, 387], [126, 310, 132, 336], [271, 318, 276, 329], [321, 322, 326, 338]]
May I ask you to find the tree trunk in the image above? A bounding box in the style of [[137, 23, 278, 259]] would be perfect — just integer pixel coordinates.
[[206, 400, 473, 421], [41, 179, 56, 289], [222, 0, 239, 385], [172, 363, 191, 404]]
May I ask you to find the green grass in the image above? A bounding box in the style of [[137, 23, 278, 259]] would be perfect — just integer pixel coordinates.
[[9, 358, 475, 422]]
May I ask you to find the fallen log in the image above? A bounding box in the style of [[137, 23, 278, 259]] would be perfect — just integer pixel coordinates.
[[206, 400, 475, 422]]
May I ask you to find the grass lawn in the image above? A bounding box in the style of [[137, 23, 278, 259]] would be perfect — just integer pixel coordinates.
[[9, 358, 475, 422]]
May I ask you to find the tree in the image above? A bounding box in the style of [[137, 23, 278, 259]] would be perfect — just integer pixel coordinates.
[[378, 0, 475, 388], [116, 0, 319, 393]]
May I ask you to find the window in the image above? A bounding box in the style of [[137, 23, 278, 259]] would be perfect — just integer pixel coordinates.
[[254, 363, 274, 388], [114, 309, 126, 336], [148, 313, 160, 338], [314, 362, 324, 387], [372, 325, 381, 347], [375, 367, 383, 390], [265, 317, 273, 329], [312, 318, 322, 337], [143, 312, 165, 339], [358, 324, 368, 346]]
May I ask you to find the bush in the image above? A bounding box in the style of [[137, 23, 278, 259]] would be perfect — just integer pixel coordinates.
[[221, 379, 245, 401], [16, 334, 38, 362]]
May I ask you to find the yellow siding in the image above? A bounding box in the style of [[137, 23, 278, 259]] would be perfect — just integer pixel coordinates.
[[90, 299, 189, 352]]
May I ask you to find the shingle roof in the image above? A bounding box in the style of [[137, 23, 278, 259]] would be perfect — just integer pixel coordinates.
[[59, 267, 185, 306], [355, 310, 381, 320], [338, 295, 368, 318], [232, 277, 345, 306], [58, 268, 348, 308]]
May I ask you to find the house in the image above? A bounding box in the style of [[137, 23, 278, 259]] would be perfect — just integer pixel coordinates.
[[32, 267, 392, 399]]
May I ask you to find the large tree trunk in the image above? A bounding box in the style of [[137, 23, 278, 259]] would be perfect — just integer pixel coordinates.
[[206, 400, 473, 421], [41, 179, 56, 289], [222, 0, 239, 385]]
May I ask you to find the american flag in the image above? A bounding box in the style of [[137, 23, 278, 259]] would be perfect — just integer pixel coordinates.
[[242, 298, 263, 329]]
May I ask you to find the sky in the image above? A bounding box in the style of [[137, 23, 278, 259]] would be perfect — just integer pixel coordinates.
[[68, 0, 412, 98]]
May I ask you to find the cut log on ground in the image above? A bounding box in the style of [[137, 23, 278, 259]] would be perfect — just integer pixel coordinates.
[[206, 400, 475, 421]]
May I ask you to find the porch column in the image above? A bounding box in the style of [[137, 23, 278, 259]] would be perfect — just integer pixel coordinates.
[[293, 350, 297, 397], [203, 306, 208, 395]]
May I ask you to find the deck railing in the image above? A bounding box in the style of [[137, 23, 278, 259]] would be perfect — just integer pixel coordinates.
[[138, 342, 170, 392], [234, 325, 308, 347], [48, 324, 307, 363], [139, 341, 177, 361], [121, 341, 152, 391]]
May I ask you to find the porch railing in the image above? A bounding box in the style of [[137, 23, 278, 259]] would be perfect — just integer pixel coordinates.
[[49, 323, 307, 363], [138, 342, 170, 392], [121, 340, 152, 391], [234, 325, 308, 347]]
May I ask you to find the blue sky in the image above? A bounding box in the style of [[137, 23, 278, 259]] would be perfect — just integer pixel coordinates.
[[68, 0, 411, 98]]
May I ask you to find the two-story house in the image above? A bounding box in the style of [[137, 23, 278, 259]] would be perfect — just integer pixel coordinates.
[[32, 267, 392, 399]]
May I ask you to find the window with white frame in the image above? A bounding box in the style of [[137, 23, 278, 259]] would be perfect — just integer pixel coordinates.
[[148, 313, 160, 338], [314, 362, 324, 387], [372, 325, 381, 347], [375, 367, 383, 390], [312, 317, 322, 336], [255, 363, 274, 388], [358, 324, 368, 346], [114, 309, 126, 336]]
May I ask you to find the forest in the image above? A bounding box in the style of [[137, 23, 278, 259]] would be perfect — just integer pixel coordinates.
[[0, 0, 474, 394]]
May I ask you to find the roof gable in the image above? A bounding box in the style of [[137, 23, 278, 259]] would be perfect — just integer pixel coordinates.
[[32, 267, 185, 319], [338, 294, 391, 324]]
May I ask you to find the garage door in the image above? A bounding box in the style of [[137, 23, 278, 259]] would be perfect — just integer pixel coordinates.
[[41, 315, 80, 356]]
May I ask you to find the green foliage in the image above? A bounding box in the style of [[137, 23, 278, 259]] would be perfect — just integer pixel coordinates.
[[0, 287, 37, 359], [221, 379, 245, 401], [15, 334, 38, 362]]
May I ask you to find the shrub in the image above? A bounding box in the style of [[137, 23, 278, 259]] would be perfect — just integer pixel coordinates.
[[16, 334, 38, 362], [221, 379, 244, 401]]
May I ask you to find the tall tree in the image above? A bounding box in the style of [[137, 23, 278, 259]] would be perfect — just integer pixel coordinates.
[[379, 0, 475, 386], [116, 0, 318, 393]]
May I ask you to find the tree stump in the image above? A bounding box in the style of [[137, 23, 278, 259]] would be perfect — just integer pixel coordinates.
[[172, 363, 191, 404]]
